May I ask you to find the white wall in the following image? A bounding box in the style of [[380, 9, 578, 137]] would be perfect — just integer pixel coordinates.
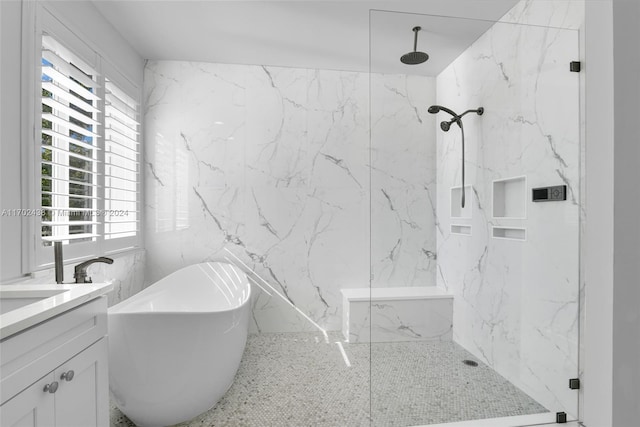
[[0, 1, 25, 282], [0, 1, 145, 289], [583, 1, 614, 425], [582, 1, 640, 425], [611, 0, 640, 424], [41, 1, 143, 84]]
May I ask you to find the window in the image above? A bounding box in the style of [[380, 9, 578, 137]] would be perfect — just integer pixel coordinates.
[[36, 27, 140, 267], [40, 34, 100, 246]]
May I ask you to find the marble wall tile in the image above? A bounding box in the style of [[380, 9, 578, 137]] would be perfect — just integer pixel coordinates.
[[245, 66, 309, 188], [307, 69, 369, 190], [436, 11, 581, 417], [92, 251, 146, 307], [144, 62, 434, 333], [370, 74, 438, 289], [348, 298, 453, 343], [241, 186, 369, 332], [370, 186, 437, 288]]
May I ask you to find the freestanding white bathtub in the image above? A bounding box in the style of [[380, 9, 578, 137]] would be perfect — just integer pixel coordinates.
[[108, 262, 251, 427]]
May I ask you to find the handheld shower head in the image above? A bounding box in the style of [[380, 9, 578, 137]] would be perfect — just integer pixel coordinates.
[[428, 104, 458, 118], [428, 104, 484, 209]]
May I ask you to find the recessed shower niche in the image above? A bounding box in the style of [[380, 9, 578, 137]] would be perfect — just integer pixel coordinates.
[[492, 226, 526, 241], [450, 224, 472, 236], [492, 176, 526, 219], [491, 177, 527, 241], [450, 185, 473, 219]]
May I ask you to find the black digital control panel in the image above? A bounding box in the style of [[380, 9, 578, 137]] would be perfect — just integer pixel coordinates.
[[532, 185, 566, 202]]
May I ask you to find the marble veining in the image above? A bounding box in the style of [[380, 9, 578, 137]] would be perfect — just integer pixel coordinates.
[[349, 298, 453, 344], [371, 74, 438, 290], [144, 62, 435, 333]]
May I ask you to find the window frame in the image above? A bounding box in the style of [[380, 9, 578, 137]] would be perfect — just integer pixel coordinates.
[[24, 4, 143, 272]]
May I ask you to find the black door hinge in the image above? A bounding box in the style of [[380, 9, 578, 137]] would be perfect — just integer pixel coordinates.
[[556, 412, 567, 423], [569, 378, 580, 389], [570, 61, 581, 72]]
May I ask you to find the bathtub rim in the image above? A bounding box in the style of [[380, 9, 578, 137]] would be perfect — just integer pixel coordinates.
[[109, 261, 252, 315], [108, 297, 251, 315]]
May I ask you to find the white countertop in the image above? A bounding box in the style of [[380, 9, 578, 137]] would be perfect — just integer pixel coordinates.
[[0, 282, 113, 340]]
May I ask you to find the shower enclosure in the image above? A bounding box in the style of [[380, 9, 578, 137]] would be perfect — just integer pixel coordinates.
[[136, 3, 582, 427], [369, 8, 581, 426]]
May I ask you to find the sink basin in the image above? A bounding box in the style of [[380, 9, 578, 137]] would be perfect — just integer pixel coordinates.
[[0, 287, 67, 315], [0, 282, 113, 339]]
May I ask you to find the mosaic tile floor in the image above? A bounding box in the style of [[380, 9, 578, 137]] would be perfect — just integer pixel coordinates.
[[110, 332, 547, 427]]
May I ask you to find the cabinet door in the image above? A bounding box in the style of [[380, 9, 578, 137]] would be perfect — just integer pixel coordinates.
[[54, 338, 108, 427], [0, 374, 56, 427]]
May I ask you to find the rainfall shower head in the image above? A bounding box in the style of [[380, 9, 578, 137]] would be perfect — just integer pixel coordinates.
[[401, 51, 429, 65], [400, 27, 429, 65]]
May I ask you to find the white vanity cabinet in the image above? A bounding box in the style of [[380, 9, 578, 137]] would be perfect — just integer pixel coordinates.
[[0, 373, 55, 427], [0, 296, 109, 427], [52, 338, 108, 427]]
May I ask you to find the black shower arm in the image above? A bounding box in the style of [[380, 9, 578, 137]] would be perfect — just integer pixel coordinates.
[[457, 109, 480, 118], [459, 120, 466, 208], [449, 108, 483, 121], [443, 108, 484, 128]]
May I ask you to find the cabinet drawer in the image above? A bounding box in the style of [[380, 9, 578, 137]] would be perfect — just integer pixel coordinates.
[[0, 297, 107, 404]]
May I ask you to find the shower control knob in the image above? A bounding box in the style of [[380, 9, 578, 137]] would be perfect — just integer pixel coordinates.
[[43, 382, 59, 393], [60, 370, 75, 381]]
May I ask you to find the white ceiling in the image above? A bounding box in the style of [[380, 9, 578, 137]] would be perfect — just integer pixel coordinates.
[[92, 0, 520, 76]]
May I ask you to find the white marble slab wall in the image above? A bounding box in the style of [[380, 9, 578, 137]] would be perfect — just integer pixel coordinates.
[[370, 74, 438, 289], [435, 8, 581, 417], [144, 61, 434, 333]]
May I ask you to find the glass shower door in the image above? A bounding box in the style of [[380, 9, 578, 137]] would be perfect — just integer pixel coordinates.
[[369, 8, 581, 426]]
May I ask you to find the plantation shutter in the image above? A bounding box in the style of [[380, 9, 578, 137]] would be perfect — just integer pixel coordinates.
[[40, 33, 100, 245], [37, 26, 142, 266], [104, 78, 140, 245]]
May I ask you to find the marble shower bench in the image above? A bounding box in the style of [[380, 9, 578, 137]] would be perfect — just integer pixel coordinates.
[[341, 287, 453, 343]]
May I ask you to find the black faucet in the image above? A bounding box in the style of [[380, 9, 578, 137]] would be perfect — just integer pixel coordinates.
[[73, 257, 114, 283], [54, 241, 64, 284]]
